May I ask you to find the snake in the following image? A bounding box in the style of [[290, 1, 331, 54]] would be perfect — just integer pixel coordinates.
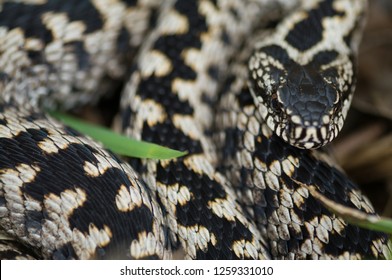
[[0, 0, 390, 259]]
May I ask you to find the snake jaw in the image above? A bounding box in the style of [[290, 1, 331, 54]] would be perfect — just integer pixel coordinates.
[[283, 119, 333, 149]]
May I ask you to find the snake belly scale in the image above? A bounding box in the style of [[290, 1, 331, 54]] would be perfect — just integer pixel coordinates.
[[0, 0, 390, 259]]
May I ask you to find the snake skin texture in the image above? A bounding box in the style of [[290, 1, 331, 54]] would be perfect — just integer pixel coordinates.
[[0, 0, 161, 109], [0, 104, 169, 259], [0, 0, 390, 259]]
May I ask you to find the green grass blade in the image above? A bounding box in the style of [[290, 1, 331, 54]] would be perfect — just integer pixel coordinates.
[[357, 219, 392, 235], [296, 180, 392, 259], [295, 180, 392, 234], [49, 111, 187, 160]]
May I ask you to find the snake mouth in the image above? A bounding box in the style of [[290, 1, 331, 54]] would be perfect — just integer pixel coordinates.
[[280, 117, 335, 149], [282, 126, 329, 149], [253, 99, 335, 149]]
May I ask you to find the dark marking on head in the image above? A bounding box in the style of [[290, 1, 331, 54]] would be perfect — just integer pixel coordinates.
[[285, 0, 345, 51], [259, 44, 292, 65], [311, 50, 339, 65]]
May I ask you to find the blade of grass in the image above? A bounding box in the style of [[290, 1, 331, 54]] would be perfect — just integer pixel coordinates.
[[49, 111, 187, 160], [300, 180, 392, 259], [293, 179, 392, 235]]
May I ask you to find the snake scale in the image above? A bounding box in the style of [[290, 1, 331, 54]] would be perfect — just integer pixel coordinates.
[[0, 0, 390, 259]]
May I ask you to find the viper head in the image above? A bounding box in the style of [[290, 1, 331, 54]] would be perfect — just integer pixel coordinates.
[[248, 46, 355, 149]]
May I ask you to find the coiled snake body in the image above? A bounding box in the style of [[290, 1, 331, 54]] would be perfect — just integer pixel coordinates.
[[0, 0, 389, 259]]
